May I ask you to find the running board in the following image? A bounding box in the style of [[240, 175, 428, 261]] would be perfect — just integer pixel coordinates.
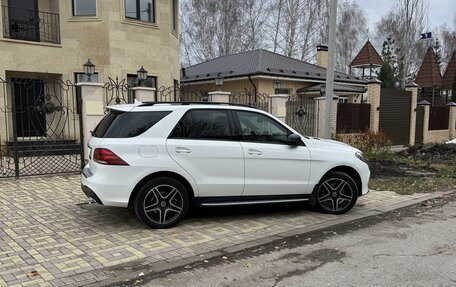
[[197, 197, 310, 207]]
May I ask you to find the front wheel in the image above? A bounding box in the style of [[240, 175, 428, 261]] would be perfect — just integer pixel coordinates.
[[134, 177, 189, 228], [314, 171, 358, 214]]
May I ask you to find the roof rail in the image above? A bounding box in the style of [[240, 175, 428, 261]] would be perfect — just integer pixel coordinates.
[[139, 101, 257, 109]]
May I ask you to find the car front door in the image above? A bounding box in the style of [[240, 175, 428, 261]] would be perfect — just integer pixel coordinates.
[[166, 109, 244, 197], [234, 110, 311, 196]]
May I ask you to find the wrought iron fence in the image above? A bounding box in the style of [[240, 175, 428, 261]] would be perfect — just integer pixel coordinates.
[[156, 84, 209, 102], [0, 77, 83, 178], [103, 77, 133, 106], [2, 5, 60, 44], [286, 95, 317, 136], [230, 89, 271, 112]]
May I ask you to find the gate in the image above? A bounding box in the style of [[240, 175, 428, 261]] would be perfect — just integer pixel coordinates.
[[0, 77, 83, 179], [379, 88, 412, 145], [286, 95, 317, 136], [336, 103, 371, 133]]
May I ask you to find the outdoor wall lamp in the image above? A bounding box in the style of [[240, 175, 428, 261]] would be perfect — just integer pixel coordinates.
[[273, 79, 281, 90], [137, 66, 148, 86], [320, 84, 326, 97], [215, 73, 224, 90], [83, 59, 95, 81]]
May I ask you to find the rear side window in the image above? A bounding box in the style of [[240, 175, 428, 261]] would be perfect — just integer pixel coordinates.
[[170, 109, 233, 140], [93, 110, 171, 138]]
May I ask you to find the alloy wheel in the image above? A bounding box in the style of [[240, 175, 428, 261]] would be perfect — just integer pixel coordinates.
[[143, 184, 184, 225], [317, 178, 354, 212]]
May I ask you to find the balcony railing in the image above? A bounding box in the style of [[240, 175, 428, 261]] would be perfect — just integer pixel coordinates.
[[2, 6, 60, 44]]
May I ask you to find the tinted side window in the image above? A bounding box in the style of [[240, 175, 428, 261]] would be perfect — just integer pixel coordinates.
[[236, 111, 290, 144], [170, 110, 232, 140], [93, 110, 171, 138]]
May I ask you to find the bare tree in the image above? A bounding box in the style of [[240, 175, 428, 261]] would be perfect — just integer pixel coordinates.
[[335, 1, 368, 73], [376, 0, 429, 88], [439, 23, 456, 69]]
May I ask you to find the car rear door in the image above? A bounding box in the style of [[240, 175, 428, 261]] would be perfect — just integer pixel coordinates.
[[166, 109, 244, 197], [234, 110, 311, 196]]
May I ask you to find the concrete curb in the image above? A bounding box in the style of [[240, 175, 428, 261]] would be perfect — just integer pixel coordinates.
[[90, 190, 453, 287]]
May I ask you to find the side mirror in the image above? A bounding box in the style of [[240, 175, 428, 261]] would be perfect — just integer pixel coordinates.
[[287, 134, 302, 146]]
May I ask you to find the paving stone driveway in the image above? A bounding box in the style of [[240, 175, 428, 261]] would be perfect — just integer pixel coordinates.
[[0, 175, 438, 287]]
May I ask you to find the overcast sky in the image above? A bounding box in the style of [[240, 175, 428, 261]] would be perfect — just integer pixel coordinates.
[[356, 0, 455, 33]]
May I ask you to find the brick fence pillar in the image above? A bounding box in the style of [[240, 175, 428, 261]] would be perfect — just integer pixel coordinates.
[[208, 91, 230, 103], [448, 102, 456, 139], [367, 79, 382, 133], [77, 82, 104, 161], [133, 87, 156, 102], [270, 94, 288, 122], [418, 100, 431, 144], [406, 82, 419, 145]]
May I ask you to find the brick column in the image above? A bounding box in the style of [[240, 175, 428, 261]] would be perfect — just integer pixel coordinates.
[[133, 87, 156, 102], [367, 79, 382, 133], [77, 82, 104, 161], [418, 100, 431, 144], [448, 102, 456, 139], [406, 82, 419, 145], [208, 91, 230, 103], [270, 94, 288, 122]]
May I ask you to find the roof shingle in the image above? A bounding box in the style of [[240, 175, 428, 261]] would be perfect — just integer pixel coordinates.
[[443, 51, 456, 89], [349, 40, 383, 68], [415, 47, 444, 88], [181, 49, 366, 85]]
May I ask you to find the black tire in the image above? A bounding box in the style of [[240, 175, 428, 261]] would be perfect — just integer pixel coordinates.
[[314, 171, 358, 214], [134, 177, 189, 228]]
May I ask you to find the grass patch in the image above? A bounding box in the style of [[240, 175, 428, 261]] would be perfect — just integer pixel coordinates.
[[369, 177, 456, 195]]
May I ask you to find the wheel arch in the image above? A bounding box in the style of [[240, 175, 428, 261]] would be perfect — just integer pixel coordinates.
[[313, 165, 363, 199], [128, 171, 195, 208]]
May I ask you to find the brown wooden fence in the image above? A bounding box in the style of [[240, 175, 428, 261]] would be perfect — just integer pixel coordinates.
[[336, 103, 371, 133], [429, 106, 449, 130]]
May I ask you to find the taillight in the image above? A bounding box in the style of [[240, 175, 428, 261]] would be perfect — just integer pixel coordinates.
[[93, 148, 129, 166]]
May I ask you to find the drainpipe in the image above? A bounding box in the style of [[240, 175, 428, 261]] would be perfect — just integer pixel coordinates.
[[248, 75, 257, 103]]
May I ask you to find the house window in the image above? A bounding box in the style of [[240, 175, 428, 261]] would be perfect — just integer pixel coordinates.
[[125, 0, 155, 23], [127, 74, 157, 88], [275, 88, 291, 95], [172, 0, 178, 31], [73, 0, 97, 16]]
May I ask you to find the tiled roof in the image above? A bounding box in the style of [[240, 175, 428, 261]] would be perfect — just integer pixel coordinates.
[[443, 51, 456, 89], [415, 47, 444, 88], [349, 40, 383, 68], [181, 49, 366, 85]]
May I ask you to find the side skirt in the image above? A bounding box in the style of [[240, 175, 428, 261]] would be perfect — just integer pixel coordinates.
[[194, 194, 311, 207]]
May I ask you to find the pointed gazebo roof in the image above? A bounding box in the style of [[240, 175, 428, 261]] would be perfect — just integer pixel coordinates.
[[349, 40, 383, 68], [443, 51, 456, 89], [415, 46, 443, 88]]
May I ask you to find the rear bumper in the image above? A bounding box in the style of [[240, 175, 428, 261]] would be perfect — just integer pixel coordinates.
[[80, 164, 134, 207], [81, 183, 103, 205]]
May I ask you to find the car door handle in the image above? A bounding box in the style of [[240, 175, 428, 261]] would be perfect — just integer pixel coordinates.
[[175, 147, 192, 154], [247, 149, 262, 155]]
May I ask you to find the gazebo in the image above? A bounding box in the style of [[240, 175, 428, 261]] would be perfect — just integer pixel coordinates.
[[415, 46, 444, 105], [349, 40, 383, 79], [443, 51, 456, 101]]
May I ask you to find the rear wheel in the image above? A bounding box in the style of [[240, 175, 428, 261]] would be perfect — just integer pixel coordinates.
[[134, 177, 189, 228], [315, 171, 358, 214]]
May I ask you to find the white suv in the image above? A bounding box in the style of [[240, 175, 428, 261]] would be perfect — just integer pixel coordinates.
[[81, 102, 370, 228]]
